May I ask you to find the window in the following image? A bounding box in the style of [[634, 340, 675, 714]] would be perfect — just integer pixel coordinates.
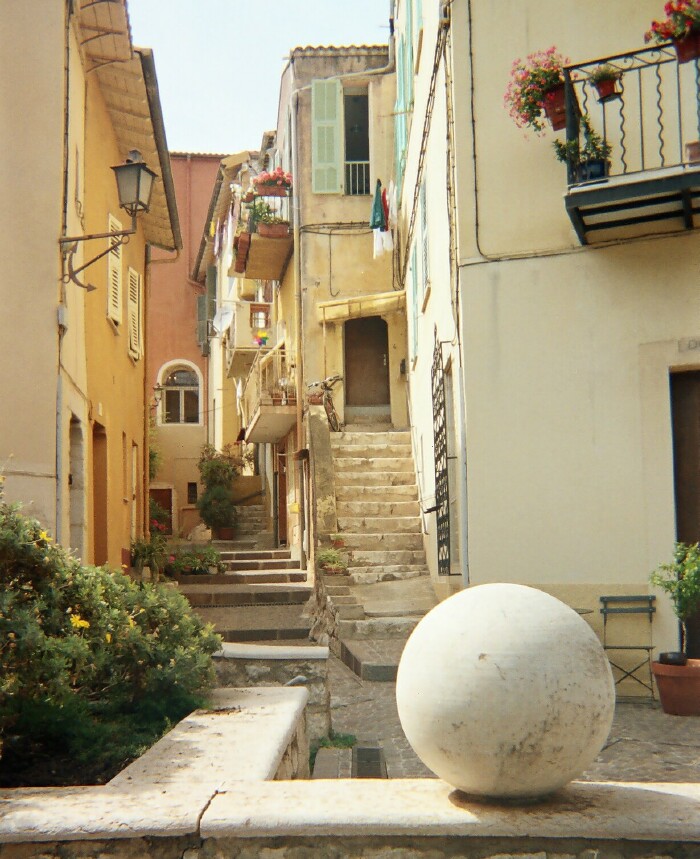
[[312, 79, 370, 195], [187, 482, 198, 504], [162, 367, 200, 424], [127, 267, 142, 359], [107, 214, 122, 324]]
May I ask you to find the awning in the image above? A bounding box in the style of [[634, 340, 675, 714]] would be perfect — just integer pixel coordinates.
[[316, 289, 406, 324]]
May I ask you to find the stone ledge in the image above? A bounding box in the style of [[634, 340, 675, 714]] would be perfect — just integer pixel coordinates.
[[200, 779, 700, 841], [214, 642, 329, 660]]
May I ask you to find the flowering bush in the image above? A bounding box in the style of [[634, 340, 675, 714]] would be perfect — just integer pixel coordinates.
[[0, 485, 220, 784], [645, 0, 700, 43], [252, 166, 293, 190], [165, 546, 226, 576], [504, 47, 569, 133]]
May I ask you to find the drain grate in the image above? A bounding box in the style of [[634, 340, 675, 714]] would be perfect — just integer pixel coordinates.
[[352, 743, 388, 778]]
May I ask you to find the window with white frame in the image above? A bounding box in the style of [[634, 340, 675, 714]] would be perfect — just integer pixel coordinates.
[[162, 367, 200, 424], [107, 214, 122, 324]]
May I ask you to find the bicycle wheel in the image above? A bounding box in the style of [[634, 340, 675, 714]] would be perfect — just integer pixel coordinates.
[[324, 396, 340, 432]]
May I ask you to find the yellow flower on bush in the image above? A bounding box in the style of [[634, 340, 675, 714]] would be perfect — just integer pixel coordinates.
[[105, 632, 112, 643], [69, 614, 90, 629]]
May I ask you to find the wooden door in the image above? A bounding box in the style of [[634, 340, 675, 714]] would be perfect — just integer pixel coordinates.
[[344, 316, 390, 406], [670, 370, 700, 656], [150, 488, 173, 535]]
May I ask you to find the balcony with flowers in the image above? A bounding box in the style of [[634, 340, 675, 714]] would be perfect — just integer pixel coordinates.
[[505, 5, 700, 245], [224, 291, 276, 379], [231, 169, 294, 281], [239, 339, 297, 443]]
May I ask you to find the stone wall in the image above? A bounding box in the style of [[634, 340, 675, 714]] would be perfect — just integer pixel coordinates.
[[213, 643, 331, 741]]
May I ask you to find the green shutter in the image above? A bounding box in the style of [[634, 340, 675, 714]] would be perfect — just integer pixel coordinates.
[[196, 294, 209, 356], [312, 78, 342, 194], [406, 2, 414, 106], [206, 265, 216, 320]]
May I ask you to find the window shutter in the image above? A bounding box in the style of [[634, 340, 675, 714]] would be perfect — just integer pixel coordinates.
[[420, 181, 429, 294], [107, 214, 122, 324], [312, 78, 342, 194], [127, 268, 142, 358], [394, 38, 407, 193], [406, 2, 414, 106], [206, 265, 217, 320], [196, 294, 209, 356]]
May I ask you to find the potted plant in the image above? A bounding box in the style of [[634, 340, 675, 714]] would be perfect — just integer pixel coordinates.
[[316, 547, 349, 575], [253, 166, 293, 196], [645, 1, 700, 63], [553, 115, 612, 182], [504, 47, 572, 132], [131, 531, 168, 583], [649, 541, 700, 715], [196, 443, 242, 540], [588, 64, 622, 101]]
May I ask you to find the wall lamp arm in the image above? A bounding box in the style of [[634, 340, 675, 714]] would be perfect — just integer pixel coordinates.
[[59, 213, 137, 291]]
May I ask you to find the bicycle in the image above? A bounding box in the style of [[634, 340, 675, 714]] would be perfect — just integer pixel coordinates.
[[307, 374, 343, 432]]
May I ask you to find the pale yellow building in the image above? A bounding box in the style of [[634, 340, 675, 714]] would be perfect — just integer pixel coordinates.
[[0, 1, 180, 567], [396, 0, 700, 667]]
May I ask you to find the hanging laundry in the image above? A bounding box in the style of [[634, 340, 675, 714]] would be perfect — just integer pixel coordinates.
[[370, 179, 392, 258], [370, 179, 386, 229]]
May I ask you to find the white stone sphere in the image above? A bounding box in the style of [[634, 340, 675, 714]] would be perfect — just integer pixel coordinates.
[[396, 583, 614, 800]]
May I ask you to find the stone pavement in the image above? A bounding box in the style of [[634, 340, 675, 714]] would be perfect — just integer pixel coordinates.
[[327, 651, 700, 781]]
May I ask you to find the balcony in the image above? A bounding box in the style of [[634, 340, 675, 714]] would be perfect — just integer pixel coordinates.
[[561, 44, 700, 244], [225, 301, 275, 379], [241, 341, 297, 444], [230, 194, 294, 281]]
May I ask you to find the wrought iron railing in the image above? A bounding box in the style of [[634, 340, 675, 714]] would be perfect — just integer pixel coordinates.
[[562, 44, 700, 186], [240, 339, 296, 425], [345, 160, 370, 195]]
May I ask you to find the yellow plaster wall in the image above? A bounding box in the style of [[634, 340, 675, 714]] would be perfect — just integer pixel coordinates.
[[83, 74, 148, 568]]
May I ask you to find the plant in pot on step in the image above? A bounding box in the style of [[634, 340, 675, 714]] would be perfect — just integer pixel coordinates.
[[553, 114, 612, 182], [196, 443, 243, 540], [316, 547, 349, 576], [649, 541, 700, 715]]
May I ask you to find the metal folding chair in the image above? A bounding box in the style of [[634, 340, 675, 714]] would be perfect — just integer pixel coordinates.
[[599, 595, 656, 698]]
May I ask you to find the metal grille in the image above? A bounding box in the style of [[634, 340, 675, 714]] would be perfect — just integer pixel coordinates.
[[345, 161, 370, 195], [431, 331, 450, 576]]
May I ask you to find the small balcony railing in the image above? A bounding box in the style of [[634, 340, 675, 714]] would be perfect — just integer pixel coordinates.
[[240, 340, 297, 443], [345, 160, 370, 195], [561, 43, 700, 243]]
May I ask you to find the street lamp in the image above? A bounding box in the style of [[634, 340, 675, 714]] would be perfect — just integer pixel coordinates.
[[60, 150, 157, 291]]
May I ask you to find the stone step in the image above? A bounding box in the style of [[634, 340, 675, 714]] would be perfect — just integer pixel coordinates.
[[220, 549, 292, 561], [331, 431, 412, 446], [335, 472, 417, 488], [337, 516, 421, 534], [330, 443, 412, 459], [332, 457, 414, 473], [180, 583, 312, 608], [339, 533, 423, 551], [224, 559, 302, 571], [336, 500, 420, 517], [347, 549, 427, 566], [347, 565, 429, 585], [324, 585, 352, 596], [335, 484, 418, 502], [193, 604, 312, 642], [339, 637, 409, 682], [337, 616, 421, 640], [178, 570, 307, 585], [328, 594, 359, 605], [334, 604, 365, 620]]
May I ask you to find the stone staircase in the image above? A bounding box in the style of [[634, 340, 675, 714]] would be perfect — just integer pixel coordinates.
[[179, 505, 312, 641], [326, 429, 437, 680]]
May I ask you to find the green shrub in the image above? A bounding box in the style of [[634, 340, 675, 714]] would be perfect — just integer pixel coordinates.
[[0, 486, 221, 784], [651, 541, 700, 653], [316, 547, 349, 572], [197, 484, 238, 531]]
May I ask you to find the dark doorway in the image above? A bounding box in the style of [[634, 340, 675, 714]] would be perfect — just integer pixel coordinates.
[[670, 370, 700, 656], [344, 316, 390, 407], [277, 443, 288, 546], [92, 423, 108, 566], [149, 488, 173, 535]]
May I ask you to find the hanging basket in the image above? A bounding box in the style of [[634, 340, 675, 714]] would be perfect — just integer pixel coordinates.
[[673, 30, 700, 64], [542, 84, 567, 131], [594, 78, 620, 102]]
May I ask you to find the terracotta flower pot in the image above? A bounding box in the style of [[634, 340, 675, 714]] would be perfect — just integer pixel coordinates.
[[257, 222, 290, 238], [673, 30, 700, 64], [255, 185, 289, 197], [652, 658, 700, 715], [594, 78, 619, 102], [686, 140, 700, 163], [543, 84, 567, 131]]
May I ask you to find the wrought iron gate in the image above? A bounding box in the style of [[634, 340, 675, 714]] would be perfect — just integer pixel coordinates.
[[431, 331, 451, 576]]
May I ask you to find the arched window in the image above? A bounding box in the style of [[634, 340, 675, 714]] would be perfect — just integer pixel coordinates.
[[162, 367, 199, 424]]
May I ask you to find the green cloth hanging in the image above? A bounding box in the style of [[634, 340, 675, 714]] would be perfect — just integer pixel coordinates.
[[369, 179, 386, 229]]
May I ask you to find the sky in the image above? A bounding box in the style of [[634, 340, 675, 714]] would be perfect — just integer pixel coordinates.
[[128, 0, 390, 154]]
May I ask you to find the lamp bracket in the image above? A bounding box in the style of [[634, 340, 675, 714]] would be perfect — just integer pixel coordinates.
[[59, 214, 137, 291]]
